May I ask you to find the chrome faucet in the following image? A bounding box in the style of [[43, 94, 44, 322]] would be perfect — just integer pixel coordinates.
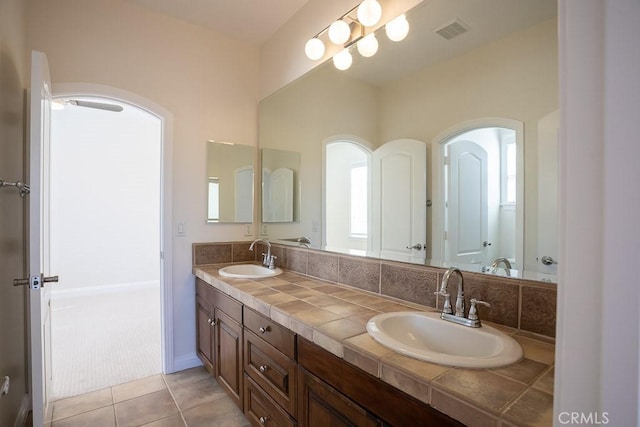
[[249, 239, 276, 269], [435, 267, 490, 328], [489, 257, 512, 277], [491, 257, 512, 270]]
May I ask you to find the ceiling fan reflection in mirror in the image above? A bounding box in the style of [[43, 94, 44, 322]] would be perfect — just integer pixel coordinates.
[[52, 99, 124, 112]]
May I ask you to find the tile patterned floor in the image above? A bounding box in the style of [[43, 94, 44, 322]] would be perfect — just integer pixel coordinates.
[[45, 367, 250, 427]]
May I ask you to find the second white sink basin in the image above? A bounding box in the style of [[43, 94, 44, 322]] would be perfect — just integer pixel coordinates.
[[218, 264, 283, 279], [367, 311, 522, 368]]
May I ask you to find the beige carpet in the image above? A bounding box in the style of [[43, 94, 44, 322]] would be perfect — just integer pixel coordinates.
[[50, 285, 162, 400]]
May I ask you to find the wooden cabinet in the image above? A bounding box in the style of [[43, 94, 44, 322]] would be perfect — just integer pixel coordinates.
[[298, 368, 380, 427], [215, 307, 243, 408], [245, 374, 296, 427], [196, 278, 463, 426], [195, 278, 244, 409], [244, 308, 297, 426], [196, 295, 214, 373], [297, 337, 464, 427]]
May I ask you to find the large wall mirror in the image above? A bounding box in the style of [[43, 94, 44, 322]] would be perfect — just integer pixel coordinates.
[[259, 0, 558, 282], [206, 141, 254, 223]]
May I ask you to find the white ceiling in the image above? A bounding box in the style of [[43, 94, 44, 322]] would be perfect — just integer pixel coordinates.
[[127, 0, 311, 45]]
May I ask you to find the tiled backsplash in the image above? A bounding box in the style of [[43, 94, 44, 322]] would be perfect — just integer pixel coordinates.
[[192, 242, 557, 338]]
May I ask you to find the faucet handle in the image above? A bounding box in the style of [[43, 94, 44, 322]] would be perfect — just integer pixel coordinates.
[[435, 291, 453, 315], [268, 256, 277, 269], [468, 298, 491, 321]]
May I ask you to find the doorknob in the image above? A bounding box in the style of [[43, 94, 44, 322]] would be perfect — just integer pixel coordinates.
[[540, 256, 558, 265], [13, 274, 58, 289], [406, 244, 423, 250], [483, 241, 492, 247]]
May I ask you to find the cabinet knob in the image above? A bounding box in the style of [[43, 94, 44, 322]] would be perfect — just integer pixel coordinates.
[[210, 319, 218, 326], [259, 326, 271, 334], [259, 416, 268, 425], [259, 365, 269, 373], [207, 318, 212, 325]]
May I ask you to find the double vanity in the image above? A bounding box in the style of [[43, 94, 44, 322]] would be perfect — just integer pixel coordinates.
[[192, 241, 555, 427]]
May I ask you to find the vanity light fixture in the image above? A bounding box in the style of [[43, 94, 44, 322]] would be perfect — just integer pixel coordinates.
[[357, 0, 382, 27], [333, 48, 353, 71], [305, 37, 325, 60], [385, 14, 410, 42], [304, 2, 410, 71], [328, 19, 351, 44], [357, 33, 379, 57]]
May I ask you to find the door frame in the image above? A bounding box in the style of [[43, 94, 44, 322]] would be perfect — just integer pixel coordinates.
[[52, 82, 175, 373], [432, 118, 524, 268]]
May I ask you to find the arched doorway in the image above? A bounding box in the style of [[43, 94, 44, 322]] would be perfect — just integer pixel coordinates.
[[49, 84, 173, 398]]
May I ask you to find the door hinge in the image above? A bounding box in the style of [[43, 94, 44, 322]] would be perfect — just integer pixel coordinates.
[[443, 231, 448, 240], [444, 156, 450, 166]]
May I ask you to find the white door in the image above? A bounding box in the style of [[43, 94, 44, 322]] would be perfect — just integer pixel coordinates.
[[446, 140, 488, 265], [537, 110, 560, 274], [371, 139, 427, 263], [28, 51, 57, 426]]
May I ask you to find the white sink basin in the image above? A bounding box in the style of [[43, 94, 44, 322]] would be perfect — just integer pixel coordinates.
[[218, 264, 283, 279], [367, 311, 522, 368]]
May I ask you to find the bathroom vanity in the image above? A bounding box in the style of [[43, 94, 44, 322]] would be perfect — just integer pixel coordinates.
[[195, 276, 463, 426], [192, 242, 556, 426]]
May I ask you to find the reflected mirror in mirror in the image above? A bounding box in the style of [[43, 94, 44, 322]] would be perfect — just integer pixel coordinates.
[[261, 148, 301, 223], [206, 141, 254, 223], [259, 0, 558, 282]]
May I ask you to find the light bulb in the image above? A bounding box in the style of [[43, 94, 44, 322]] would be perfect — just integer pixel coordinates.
[[333, 48, 353, 71], [305, 38, 325, 60], [386, 14, 409, 42], [328, 19, 351, 45], [357, 0, 382, 27], [357, 33, 378, 57]]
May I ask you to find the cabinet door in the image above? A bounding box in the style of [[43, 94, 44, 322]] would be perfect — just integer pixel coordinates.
[[215, 308, 243, 409], [298, 368, 380, 427], [196, 296, 214, 373]]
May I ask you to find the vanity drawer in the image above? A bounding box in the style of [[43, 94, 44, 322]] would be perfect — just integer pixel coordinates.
[[245, 329, 297, 416], [244, 307, 296, 359], [245, 374, 296, 427], [196, 278, 215, 305], [213, 287, 243, 323]]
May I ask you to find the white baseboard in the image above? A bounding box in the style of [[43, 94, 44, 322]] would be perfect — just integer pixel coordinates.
[[13, 393, 30, 427], [171, 353, 202, 374], [51, 280, 159, 300]]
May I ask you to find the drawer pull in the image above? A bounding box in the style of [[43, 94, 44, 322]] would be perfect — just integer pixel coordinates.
[[259, 365, 269, 373], [259, 416, 268, 425], [259, 326, 271, 334]]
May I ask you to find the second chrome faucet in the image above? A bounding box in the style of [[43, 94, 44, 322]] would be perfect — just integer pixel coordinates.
[[249, 239, 277, 269], [435, 267, 490, 328]]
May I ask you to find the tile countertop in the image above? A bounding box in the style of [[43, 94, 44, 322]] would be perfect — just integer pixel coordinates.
[[193, 264, 555, 427]]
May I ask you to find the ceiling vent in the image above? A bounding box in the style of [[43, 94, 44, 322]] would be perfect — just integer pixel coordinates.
[[434, 19, 469, 40]]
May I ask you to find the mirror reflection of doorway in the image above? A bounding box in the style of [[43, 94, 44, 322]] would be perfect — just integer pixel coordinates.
[[443, 127, 517, 267], [323, 138, 427, 263], [324, 140, 371, 255]]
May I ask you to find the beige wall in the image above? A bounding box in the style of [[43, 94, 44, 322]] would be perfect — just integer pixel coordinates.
[[27, 0, 261, 367], [0, 0, 29, 423]]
